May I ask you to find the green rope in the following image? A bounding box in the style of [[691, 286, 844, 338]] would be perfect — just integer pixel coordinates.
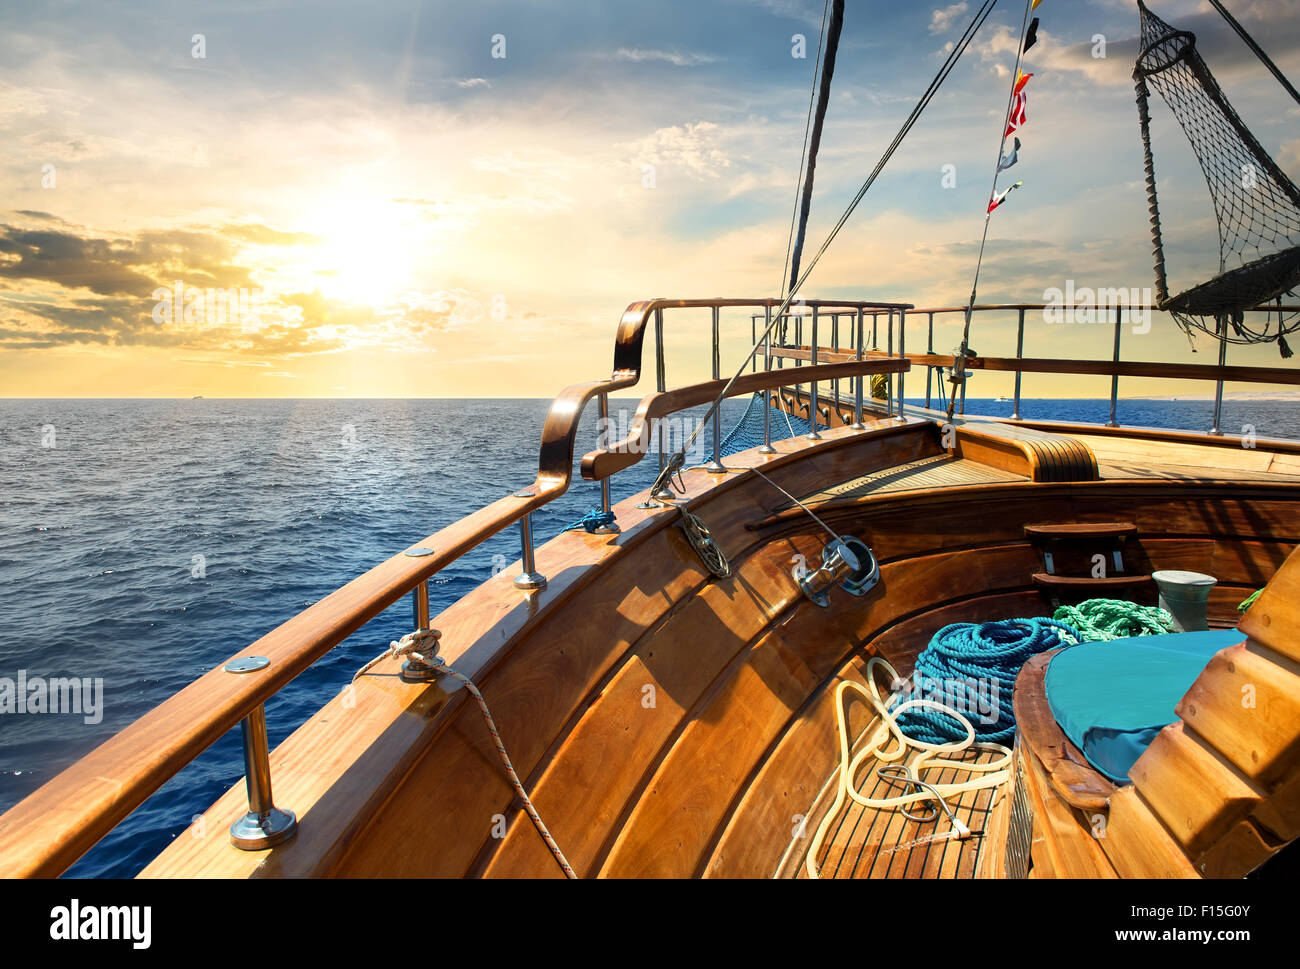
[[1237, 588, 1262, 613], [1051, 598, 1175, 642]]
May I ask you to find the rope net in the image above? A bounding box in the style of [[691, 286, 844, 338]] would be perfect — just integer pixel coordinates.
[[1134, 1, 1300, 352], [719, 393, 824, 456]]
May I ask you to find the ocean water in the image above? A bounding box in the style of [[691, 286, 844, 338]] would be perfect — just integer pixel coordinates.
[[0, 395, 1296, 878]]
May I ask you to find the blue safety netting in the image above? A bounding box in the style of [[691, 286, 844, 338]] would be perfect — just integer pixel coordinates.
[[718, 393, 827, 456]]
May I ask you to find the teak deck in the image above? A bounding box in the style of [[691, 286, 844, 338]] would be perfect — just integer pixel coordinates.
[[3, 286, 1300, 881], [119, 414, 1300, 879]]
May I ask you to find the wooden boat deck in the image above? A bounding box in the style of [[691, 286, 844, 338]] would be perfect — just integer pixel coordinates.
[[782, 455, 1025, 506], [782, 746, 1007, 879]]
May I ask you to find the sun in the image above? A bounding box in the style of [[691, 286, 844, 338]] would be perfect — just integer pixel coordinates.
[[304, 195, 422, 306]]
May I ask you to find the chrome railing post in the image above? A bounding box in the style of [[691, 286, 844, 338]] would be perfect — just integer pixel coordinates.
[[853, 307, 865, 429], [411, 577, 430, 627], [1107, 305, 1122, 428], [1013, 308, 1025, 421], [225, 656, 297, 850], [831, 312, 841, 414], [761, 305, 776, 453], [514, 512, 548, 589], [885, 310, 894, 417], [808, 306, 822, 439], [706, 306, 726, 472], [871, 312, 878, 350], [926, 311, 935, 409], [594, 393, 623, 528], [1211, 315, 1228, 435], [897, 308, 907, 422], [654, 308, 666, 476]]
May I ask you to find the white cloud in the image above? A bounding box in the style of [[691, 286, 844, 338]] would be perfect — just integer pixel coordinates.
[[930, 3, 970, 36], [625, 121, 733, 179], [610, 48, 718, 67], [454, 78, 491, 88]]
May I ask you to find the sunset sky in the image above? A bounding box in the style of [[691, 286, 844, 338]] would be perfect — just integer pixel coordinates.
[[2, 0, 1298, 398]]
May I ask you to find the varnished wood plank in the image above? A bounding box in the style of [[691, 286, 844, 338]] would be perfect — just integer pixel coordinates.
[[1252, 770, 1300, 841], [1176, 642, 1300, 788], [1238, 547, 1300, 664], [1018, 742, 1116, 878], [1099, 786, 1200, 879], [1129, 722, 1263, 856], [1196, 818, 1283, 878]]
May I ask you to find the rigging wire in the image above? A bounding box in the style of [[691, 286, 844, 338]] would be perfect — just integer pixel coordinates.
[[1206, 0, 1300, 108], [947, 0, 1035, 423], [781, 0, 832, 300], [651, 0, 1001, 494], [787, 0, 847, 298]]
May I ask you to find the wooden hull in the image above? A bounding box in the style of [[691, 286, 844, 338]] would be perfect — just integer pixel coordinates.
[[138, 416, 1300, 878]]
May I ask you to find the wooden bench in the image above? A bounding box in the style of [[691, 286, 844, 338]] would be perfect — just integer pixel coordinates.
[[1013, 544, 1300, 877]]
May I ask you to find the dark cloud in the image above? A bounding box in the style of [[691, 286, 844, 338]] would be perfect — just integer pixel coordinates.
[[0, 227, 158, 296], [0, 215, 358, 356]]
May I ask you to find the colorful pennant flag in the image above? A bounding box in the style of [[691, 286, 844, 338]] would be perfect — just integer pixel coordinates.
[[1014, 70, 1033, 95], [988, 180, 1024, 213], [998, 137, 1022, 171], [1005, 89, 1028, 136], [1031, 0, 1045, 9], [1024, 17, 1040, 52]]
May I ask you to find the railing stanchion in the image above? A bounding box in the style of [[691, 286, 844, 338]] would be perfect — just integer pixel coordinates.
[[885, 310, 895, 418], [411, 577, 430, 628], [1108, 305, 1122, 427], [514, 513, 549, 588], [652, 308, 674, 499], [926, 311, 935, 409], [761, 305, 776, 453], [897, 308, 907, 422], [1212, 315, 1228, 435], [853, 307, 866, 429], [1013, 308, 1025, 421], [706, 306, 726, 471], [225, 656, 297, 850], [808, 306, 822, 439], [831, 312, 841, 418], [593, 394, 622, 530]]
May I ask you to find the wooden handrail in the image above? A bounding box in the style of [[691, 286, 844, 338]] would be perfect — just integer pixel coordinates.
[[0, 294, 909, 878], [580, 357, 910, 481], [906, 303, 1300, 315], [0, 292, 1288, 877], [769, 347, 1300, 385]]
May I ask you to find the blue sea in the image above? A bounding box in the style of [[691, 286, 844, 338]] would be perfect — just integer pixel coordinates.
[[1, 396, 1296, 878]]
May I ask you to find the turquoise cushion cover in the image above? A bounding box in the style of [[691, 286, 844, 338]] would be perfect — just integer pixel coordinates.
[[1044, 628, 1245, 784]]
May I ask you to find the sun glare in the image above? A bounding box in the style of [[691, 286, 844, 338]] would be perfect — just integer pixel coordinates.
[[305, 196, 422, 306]]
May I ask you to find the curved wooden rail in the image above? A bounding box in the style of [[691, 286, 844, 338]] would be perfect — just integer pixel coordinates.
[[773, 346, 1300, 386], [0, 295, 909, 878], [580, 357, 909, 481], [0, 294, 1287, 878]]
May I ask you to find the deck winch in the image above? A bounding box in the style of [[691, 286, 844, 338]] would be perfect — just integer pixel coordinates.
[[798, 536, 879, 607]]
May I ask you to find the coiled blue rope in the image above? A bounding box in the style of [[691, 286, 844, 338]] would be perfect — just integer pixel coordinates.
[[892, 617, 1079, 746], [563, 509, 617, 533]]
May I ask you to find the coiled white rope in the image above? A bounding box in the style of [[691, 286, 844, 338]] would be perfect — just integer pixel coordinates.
[[796, 656, 1012, 880], [355, 629, 577, 879]]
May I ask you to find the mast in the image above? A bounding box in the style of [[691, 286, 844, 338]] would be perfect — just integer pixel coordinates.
[[787, 0, 845, 296]]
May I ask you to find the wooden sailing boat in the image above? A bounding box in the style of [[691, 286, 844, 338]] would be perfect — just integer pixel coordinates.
[[1, 1, 1299, 880]]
